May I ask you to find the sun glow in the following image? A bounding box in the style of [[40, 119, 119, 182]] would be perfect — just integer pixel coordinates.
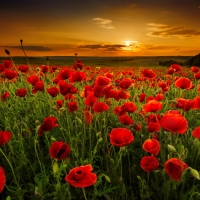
[[125, 41, 130, 46], [121, 40, 138, 51]]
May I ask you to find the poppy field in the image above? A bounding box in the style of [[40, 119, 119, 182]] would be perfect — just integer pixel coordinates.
[[1, 57, 200, 200]]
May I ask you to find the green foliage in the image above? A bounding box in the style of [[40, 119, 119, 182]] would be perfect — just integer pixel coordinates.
[[0, 61, 200, 200]]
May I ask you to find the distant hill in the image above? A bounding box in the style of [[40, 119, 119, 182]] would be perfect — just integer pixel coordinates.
[[184, 53, 200, 67], [158, 60, 183, 67], [158, 54, 200, 67]]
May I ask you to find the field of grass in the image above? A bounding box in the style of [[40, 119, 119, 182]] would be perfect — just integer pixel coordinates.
[[0, 56, 192, 68], [1, 58, 200, 200]]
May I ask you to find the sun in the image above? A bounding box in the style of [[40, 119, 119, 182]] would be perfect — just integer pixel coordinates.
[[125, 41, 130, 46]]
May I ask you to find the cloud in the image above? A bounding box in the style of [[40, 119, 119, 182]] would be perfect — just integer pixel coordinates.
[[93, 18, 114, 29], [139, 45, 180, 51], [147, 23, 200, 39], [78, 43, 129, 51], [3, 45, 52, 51]]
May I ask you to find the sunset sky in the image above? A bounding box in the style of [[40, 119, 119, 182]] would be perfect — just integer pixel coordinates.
[[0, 0, 200, 56]]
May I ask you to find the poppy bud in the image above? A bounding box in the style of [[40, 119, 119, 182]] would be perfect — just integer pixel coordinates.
[[5, 49, 10, 55], [35, 120, 40, 125], [190, 168, 200, 180], [6, 196, 11, 200], [52, 106, 57, 110], [53, 161, 59, 174], [35, 125, 41, 133], [97, 138, 103, 143], [20, 39, 23, 44], [170, 100, 178, 104], [35, 187, 41, 197], [103, 174, 111, 183], [51, 137, 56, 142], [96, 132, 101, 137], [75, 116, 82, 124], [110, 158, 115, 164], [59, 108, 66, 113], [167, 144, 177, 153], [47, 56, 49, 61]]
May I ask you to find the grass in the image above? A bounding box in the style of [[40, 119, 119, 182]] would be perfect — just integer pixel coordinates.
[[0, 58, 200, 200]]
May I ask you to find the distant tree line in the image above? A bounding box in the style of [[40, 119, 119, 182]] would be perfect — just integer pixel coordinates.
[[159, 53, 200, 67]]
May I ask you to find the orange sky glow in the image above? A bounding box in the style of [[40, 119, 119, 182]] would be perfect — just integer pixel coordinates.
[[0, 0, 200, 57]]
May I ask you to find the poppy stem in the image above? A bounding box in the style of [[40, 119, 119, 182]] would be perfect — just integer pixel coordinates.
[[20, 39, 30, 67], [0, 148, 23, 200], [82, 188, 88, 200]]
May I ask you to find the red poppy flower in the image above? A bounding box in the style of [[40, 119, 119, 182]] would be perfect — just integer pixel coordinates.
[[0, 63, 5, 73], [167, 68, 175, 74], [65, 164, 97, 188], [142, 69, 156, 79], [0, 167, 6, 193], [70, 71, 86, 82], [133, 123, 142, 132], [140, 156, 159, 172], [82, 85, 93, 98], [18, 65, 29, 72], [147, 114, 161, 123], [84, 111, 94, 125], [4, 69, 17, 80], [160, 110, 188, 134], [148, 122, 160, 132], [175, 77, 192, 90], [191, 66, 199, 73], [84, 92, 97, 107], [41, 65, 48, 73], [92, 102, 109, 113], [73, 59, 83, 70], [104, 72, 114, 79], [32, 81, 44, 94], [46, 87, 59, 97], [0, 131, 12, 146], [95, 75, 111, 86], [122, 102, 137, 113], [146, 96, 154, 103], [16, 88, 27, 97], [56, 100, 63, 109], [49, 141, 70, 160], [194, 71, 200, 79], [175, 98, 194, 112], [113, 106, 126, 116], [192, 126, 200, 139], [193, 96, 200, 109], [164, 158, 188, 181], [26, 75, 40, 86], [2, 60, 12, 68], [155, 94, 165, 101], [110, 128, 134, 147], [143, 100, 162, 113], [170, 64, 182, 72], [139, 93, 146, 102], [103, 85, 113, 99], [93, 85, 104, 98], [58, 81, 76, 96], [158, 81, 168, 89], [0, 91, 10, 101], [116, 90, 130, 100], [39, 116, 59, 136], [119, 114, 134, 125], [58, 68, 71, 80], [142, 139, 160, 155], [119, 78, 132, 89], [67, 101, 78, 112], [64, 93, 75, 101]]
